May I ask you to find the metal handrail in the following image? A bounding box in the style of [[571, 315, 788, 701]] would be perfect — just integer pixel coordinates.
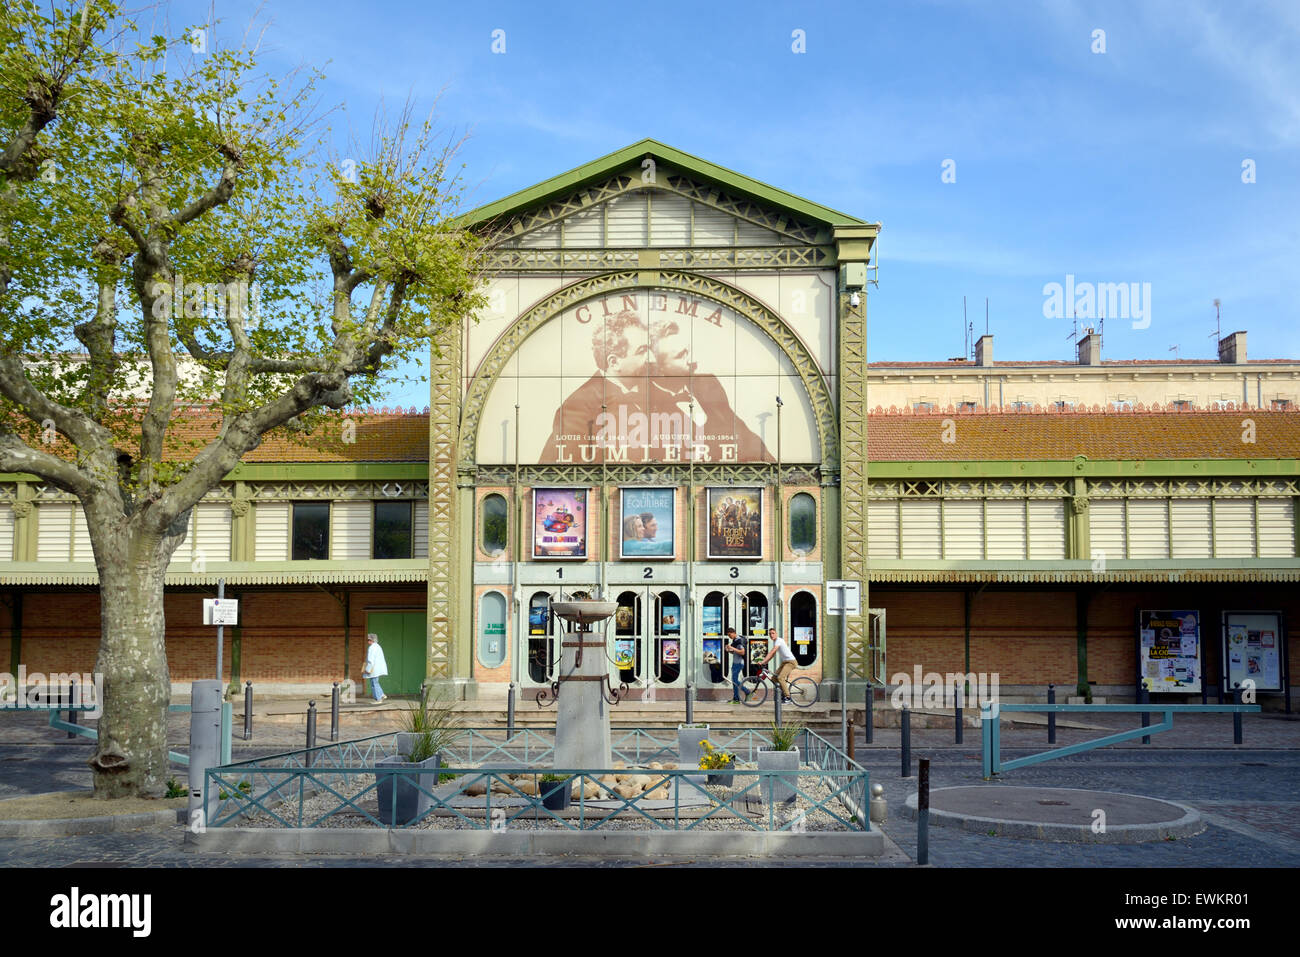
[[980, 702, 1263, 776]]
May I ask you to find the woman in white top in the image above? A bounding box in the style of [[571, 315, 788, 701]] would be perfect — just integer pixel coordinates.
[[362, 633, 389, 704]]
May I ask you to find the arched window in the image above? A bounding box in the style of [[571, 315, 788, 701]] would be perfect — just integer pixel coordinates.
[[478, 591, 507, 668], [789, 493, 816, 554], [790, 590, 818, 667], [482, 493, 508, 555]]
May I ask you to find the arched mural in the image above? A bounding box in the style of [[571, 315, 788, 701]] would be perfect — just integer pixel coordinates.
[[464, 278, 829, 467]]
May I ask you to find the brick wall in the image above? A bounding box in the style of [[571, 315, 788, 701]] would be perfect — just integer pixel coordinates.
[[0, 588, 427, 685], [873, 584, 1300, 694]]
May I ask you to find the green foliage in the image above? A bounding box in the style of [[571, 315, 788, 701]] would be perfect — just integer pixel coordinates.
[[768, 720, 802, 753], [0, 0, 486, 488], [164, 778, 186, 799], [539, 773, 566, 784], [400, 686, 461, 763]]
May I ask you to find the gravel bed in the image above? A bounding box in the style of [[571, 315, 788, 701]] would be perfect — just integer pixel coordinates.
[[223, 765, 863, 832]]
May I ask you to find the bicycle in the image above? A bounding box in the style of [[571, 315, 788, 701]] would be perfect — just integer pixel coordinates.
[[738, 667, 819, 708]]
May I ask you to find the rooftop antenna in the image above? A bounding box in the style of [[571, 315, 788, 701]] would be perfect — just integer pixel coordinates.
[[1169, 344, 1180, 360], [1209, 298, 1222, 343], [1067, 311, 1079, 360], [963, 296, 969, 358]]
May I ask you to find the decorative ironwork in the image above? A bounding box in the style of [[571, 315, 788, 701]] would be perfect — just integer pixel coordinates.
[[481, 245, 835, 273], [471, 463, 821, 487], [425, 322, 460, 682], [535, 681, 561, 709], [838, 282, 870, 682]]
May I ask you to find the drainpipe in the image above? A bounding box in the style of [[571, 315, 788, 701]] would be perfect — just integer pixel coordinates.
[[8, 593, 20, 683], [1076, 589, 1091, 699]]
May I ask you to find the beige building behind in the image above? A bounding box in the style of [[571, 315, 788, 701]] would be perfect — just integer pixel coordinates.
[[870, 331, 1300, 412]]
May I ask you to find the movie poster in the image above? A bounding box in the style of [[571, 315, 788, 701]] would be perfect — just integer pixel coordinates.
[[702, 638, 723, 670], [749, 639, 769, 665], [528, 604, 549, 636], [614, 638, 636, 671], [707, 488, 762, 559], [661, 639, 680, 665], [748, 603, 767, 636], [1139, 609, 1201, 693], [660, 601, 681, 634], [533, 488, 587, 559], [620, 488, 675, 559], [702, 605, 722, 636]]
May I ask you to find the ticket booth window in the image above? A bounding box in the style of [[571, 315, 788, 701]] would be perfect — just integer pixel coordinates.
[[790, 590, 818, 666]]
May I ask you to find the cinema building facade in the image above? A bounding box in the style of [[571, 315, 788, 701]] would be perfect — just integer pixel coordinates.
[[0, 141, 1297, 707]]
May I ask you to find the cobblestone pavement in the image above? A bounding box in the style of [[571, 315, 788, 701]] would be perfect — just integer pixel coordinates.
[[1, 709, 1296, 867]]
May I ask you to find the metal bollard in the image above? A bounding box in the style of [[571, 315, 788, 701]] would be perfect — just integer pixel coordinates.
[[865, 686, 874, 745], [1233, 689, 1243, 745], [917, 757, 930, 865], [306, 700, 317, 767], [507, 683, 516, 738], [243, 681, 252, 741], [847, 715, 856, 763], [954, 686, 963, 745], [773, 688, 783, 726], [901, 706, 912, 778], [67, 680, 78, 738], [331, 682, 340, 742], [1047, 683, 1056, 745], [1140, 687, 1151, 744], [685, 683, 694, 726]]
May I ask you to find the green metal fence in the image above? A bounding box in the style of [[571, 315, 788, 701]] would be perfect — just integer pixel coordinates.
[[203, 726, 869, 833]]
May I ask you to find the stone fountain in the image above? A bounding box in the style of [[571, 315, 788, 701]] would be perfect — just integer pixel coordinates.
[[542, 599, 624, 771]]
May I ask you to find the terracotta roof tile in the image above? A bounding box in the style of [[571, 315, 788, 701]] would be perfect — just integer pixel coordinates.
[[865, 410, 1300, 461]]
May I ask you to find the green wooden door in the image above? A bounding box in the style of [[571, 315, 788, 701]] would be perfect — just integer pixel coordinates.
[[366, 611, 427, 696]]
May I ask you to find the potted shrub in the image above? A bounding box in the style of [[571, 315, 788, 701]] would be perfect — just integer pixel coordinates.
[[677, 722, 709, 771], [538, 773, 572, 812], [758, 719, 801, 805], [698, 739, 735, 787], [377, 688, 461, 826]]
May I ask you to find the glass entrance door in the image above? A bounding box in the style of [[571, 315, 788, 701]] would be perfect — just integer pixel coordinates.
[[701, 587, 774, 692], [614, 588, 685, 690]]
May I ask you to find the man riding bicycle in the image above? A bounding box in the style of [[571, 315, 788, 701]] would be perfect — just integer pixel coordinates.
[[757, 627, 797, 704]]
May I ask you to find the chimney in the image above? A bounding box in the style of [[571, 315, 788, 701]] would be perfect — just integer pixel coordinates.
[[1217, 330, 1247, 364], [1076, 329, 1101, 366], [975, 334, 994, 367]]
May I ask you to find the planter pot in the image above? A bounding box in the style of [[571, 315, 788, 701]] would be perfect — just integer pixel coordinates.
[[677, 725, 709, 771], [758, 746, 799, 805], [539, 778, 572, 812], [376, 752, 441, 826], [706, 770, 735, 787]]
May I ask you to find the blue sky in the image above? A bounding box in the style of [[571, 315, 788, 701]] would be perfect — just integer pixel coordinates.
[[172, 0, 1300, 408]]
